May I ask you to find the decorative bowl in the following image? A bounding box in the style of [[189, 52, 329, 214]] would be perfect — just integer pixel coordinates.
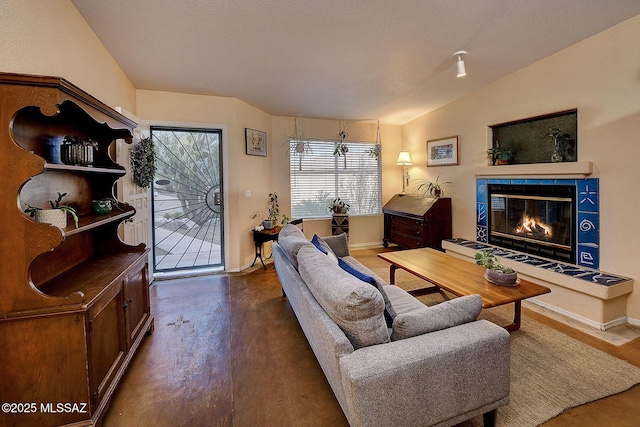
[[485, 268, 519, 287], [92, 199, 112, 214]]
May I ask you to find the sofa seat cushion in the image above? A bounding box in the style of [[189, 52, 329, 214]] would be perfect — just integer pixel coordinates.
[[382, 285, 426, 315], [391, 294, 483, 341], [298, 246, 390, 349]]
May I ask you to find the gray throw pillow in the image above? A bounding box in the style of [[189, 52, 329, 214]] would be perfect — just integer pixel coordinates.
[[321, 233, 349, 257], [391, 294, 482, 341]]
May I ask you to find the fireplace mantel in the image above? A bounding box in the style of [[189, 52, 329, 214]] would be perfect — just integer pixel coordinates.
[[475, 161, 593, 178]]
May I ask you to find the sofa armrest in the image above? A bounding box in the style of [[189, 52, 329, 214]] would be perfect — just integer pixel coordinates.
[[339, 320, 510, 427]]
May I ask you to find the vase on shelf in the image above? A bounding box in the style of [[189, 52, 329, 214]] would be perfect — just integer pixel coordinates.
[[551, 137, 563, 162]]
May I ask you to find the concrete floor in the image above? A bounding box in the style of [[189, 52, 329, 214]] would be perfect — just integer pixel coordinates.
[[103, 248, 640, 427]]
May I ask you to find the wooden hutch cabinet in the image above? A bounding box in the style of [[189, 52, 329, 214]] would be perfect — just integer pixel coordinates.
[[0, 73, 153, 427], [382, 194, 452, 250]]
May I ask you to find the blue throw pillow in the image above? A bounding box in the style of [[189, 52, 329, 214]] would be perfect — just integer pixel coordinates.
[[338, 258, 396, 328], [311, 234, 338, 263], [311, 234, 328, 254]]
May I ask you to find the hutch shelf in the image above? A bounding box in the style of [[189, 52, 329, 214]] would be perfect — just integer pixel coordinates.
[[0, 72, 153, 427]]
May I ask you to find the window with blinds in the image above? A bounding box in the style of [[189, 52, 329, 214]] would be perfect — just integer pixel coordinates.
[[289, 140, 381, 218]]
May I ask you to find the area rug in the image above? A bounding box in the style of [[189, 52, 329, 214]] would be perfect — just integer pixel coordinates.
[[367, 265, 640, 427]]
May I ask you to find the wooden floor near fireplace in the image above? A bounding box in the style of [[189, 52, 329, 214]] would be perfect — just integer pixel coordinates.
[[102, 247, 640, 427]]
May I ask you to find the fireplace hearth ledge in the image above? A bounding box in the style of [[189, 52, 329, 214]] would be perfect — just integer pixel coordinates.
[[443, 238, 633, 330], [475, 161, 593, 178]]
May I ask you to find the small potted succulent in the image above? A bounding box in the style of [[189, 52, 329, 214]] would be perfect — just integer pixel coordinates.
[[487, 142, 514, 165], [24, 192, 79, 229], [328, 197, 350, 215], [474, 250, 518, 286]]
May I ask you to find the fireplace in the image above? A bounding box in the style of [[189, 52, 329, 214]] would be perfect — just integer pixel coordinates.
[[487, 184, 576, 263]]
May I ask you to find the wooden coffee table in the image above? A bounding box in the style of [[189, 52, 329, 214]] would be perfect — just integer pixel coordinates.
[[378, 248, 551, 331]]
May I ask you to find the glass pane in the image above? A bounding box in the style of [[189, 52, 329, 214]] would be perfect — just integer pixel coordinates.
[[151, 128, 223, 271]]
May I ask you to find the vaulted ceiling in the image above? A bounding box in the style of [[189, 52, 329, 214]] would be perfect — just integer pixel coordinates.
[[72, 1, 640, 125]]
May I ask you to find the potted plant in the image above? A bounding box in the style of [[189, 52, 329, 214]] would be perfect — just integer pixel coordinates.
[[252, 192, 289, 229], [487, 142, 513, 165], [333, 128, 349, 169], [474, 250, 518, 286], [286, 116, 312, 171], [24, 192, 79, 229], [328, 197, 350, 214], [416, 174, 451, 198], [545, 128, 576, 163]]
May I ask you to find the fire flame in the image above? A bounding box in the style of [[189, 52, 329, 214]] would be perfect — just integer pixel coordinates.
[[515, 216, 551, 237]]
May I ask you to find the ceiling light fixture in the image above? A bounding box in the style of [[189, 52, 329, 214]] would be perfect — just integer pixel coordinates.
[[453, 50, 467, 77]]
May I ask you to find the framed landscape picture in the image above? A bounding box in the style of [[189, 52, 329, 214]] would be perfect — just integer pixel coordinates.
[[427, 136, 459, 166], [245, 128, 267, 156]]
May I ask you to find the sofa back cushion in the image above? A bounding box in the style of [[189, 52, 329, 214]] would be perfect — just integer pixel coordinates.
[[298, 246, 390, 349], [278, 224, 314, 269]]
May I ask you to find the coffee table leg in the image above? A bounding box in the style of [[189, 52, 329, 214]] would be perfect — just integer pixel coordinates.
[[389, 265, 397, 285], [504, 301, 522, 332]]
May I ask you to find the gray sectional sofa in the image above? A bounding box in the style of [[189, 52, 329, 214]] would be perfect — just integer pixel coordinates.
[[273, 224, 511, 427]]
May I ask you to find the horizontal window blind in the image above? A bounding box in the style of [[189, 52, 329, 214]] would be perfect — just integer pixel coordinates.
[[290, 140, 381, 218]]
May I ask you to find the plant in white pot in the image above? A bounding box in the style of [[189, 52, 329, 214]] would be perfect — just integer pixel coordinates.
[[474, 250, 519, 286], [24, 192, 79, 229]]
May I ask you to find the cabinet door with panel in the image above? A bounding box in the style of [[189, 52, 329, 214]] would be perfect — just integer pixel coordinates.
[[88, 285, 127, 411], [123, 259, 152, 348]]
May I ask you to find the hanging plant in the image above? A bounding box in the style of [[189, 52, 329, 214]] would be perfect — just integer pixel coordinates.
[[286, 116, 312, 171], [131, 136, 156, 189], [367, 120, 382, 159], [334, 121, 349, 169]]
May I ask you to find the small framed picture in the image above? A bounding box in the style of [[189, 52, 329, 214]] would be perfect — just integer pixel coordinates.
[[427, 136, 459, 166], [245, 128, 267, 156]]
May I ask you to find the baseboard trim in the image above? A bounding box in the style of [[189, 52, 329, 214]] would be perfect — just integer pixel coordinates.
[[628, 317, 640, 327], [349, 242, 385, 249], [526, 299, 627, 331]]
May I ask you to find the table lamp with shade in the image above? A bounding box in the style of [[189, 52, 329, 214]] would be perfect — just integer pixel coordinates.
[[396, 151, 413, 193]]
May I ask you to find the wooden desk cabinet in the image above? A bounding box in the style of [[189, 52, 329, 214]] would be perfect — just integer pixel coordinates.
[[382, 195, 452, 250]]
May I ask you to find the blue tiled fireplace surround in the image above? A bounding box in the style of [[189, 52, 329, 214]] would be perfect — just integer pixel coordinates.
[[476, 178, 599, 269]]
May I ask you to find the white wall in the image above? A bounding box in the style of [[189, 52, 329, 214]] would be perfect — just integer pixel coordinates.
[[0, 0, 136, 113], [401, 14, 640, 320], [135, 90, 274, 270]]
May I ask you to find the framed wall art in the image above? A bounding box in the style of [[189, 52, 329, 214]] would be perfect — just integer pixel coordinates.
[[427, 135, 459, 166], [245, 128, 267, 156]]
